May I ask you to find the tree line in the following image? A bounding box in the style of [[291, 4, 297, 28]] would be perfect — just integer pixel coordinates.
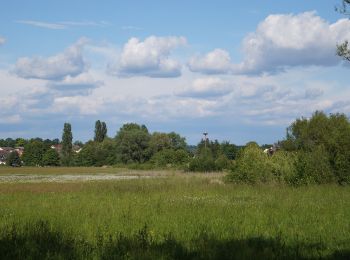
[[3, 121, 237, 170]]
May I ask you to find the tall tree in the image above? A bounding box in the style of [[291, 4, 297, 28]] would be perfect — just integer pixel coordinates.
[[101, 122, 107, 141], [94, 120, 107, 142], [61, 123, 73, 165], [94, 120, 102, 142]]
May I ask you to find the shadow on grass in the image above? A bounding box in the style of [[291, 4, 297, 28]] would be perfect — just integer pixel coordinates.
[[0, 221, 349, 259]]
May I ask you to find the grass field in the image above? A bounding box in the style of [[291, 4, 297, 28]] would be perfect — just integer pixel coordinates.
[[0, 168, 349, 259]]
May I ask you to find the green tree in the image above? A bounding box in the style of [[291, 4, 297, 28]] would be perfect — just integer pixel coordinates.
[[15, 138, 27, 147], [22, 140, 47, 166], [101, 122, 107, 141], [61, 123, 73, 166], [42, 149, 60, 166], [115, 123, 151, 163], [221, 141, 237, 160], [281, 111, 350, 184], [149, 132, 171, 153], [6, 151, 21, 166], [168, 132, 187, 150], [94, 120, 107, 142]]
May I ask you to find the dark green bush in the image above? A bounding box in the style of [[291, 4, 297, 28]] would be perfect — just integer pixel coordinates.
[[189, 148, 217, 172]]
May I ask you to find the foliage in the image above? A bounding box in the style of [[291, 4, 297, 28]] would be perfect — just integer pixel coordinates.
[[61, 123, 73, 166], [228, 111, 350, 185], [220, 141, 237, 160], [228, 142, 272, 184], [75, 138, 117, 167], [150, 149, 189, 168], [94, 120, 107, 142], [189, 148, 217, 172], [0, 138, 16, 148], [42, 149, 60, 166], [5, 151, 21, 167], [115, 123, 152, 163], [149, 132, 171, 153], [337, 40, 350, 61], [281, 111, 350, 184], [22, 140, 47, 166]]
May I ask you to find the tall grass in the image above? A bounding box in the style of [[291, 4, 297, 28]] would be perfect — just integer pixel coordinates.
[[0, 174, 349, 259]]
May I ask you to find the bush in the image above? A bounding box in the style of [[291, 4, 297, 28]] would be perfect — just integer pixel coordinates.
[[215, 154, 232, 171], [292, 146, 334, 185], [270, 151, 297, 184], [150, 149, 189, 168], [228, 143, 272, 184], [189, 148, 217, 172]]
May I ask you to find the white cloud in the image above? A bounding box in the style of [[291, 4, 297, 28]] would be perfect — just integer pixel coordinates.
[[188, 49, 233, 74], [186, 12, 350, 76], [113, 36, 187, 78], [0, 36, 5, 45], [14, 38, 88, 80], [16, 20, 110, 29], [235, 12, 350, 75]]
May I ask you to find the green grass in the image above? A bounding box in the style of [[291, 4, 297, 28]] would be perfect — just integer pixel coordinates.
[[0, 171, 349, 259]]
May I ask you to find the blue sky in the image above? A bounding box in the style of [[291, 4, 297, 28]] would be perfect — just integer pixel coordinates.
[[0, 0, 349, 145]]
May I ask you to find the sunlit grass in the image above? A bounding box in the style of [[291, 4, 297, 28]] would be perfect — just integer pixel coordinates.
[[0, 171, 349, 259]]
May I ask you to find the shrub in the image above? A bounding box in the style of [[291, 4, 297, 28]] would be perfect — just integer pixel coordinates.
[[189, 148, 217, 172], [228, 143, 272, 184], [292, 146, 334, 185], [215, 154, 232, 171], [150, 149, 189, 168]]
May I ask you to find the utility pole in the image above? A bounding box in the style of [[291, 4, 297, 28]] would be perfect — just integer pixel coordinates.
[[203, 132, 208, 148]]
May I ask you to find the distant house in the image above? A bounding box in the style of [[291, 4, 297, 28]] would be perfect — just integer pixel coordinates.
[[15, 147, 24, 157], [51, 144, 82, 154], [51, 144, 62, 154], [0, 147, 15, 165], [0, 150, 8, 165], [73, 145, 82, 153]]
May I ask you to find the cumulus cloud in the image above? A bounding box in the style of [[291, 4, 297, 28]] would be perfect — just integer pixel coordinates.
[[0, 36, 5, 45], [14, 38, 88, 80], [112, 36, 187, 78], [188, 49, 233, 74], [235, 12, 350, 75], [187, 12, 350, 76]]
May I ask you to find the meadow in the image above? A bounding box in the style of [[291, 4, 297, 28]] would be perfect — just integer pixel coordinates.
[[0, 168, 349, 259]]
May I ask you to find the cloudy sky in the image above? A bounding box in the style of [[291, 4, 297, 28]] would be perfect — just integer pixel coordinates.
[[1, 0, 350, 145]]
